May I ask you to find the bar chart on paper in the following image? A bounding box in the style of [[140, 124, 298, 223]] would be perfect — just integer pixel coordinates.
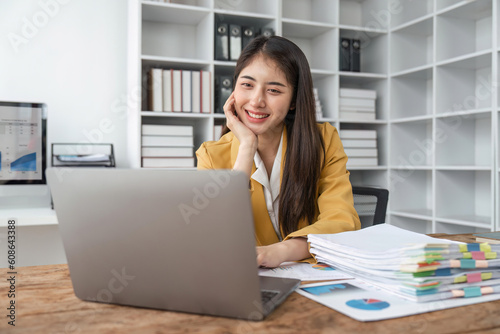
[[0, 110, 42, 181]]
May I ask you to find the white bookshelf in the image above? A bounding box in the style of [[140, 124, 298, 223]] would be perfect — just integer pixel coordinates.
[[127, 0, 500, 234]]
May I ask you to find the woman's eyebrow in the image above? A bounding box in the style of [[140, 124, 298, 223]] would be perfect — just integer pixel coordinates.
[[240, 75, 287, 87]]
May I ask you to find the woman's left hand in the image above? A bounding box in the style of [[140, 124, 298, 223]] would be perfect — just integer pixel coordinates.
[[256, 238, 310, 268]]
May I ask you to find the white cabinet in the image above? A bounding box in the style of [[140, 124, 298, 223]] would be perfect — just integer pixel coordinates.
[[127, 0, 500, 233]]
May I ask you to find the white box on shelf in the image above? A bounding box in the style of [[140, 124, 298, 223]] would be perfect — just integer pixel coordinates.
[[344, 148, 378, 157], [142, 135, 194, 147], [339, 130, 377, 139], [341, 139, 377, 148], [340, 88, 377, 99], [141, 146, 194, 158], [142, 157, 195, 168]]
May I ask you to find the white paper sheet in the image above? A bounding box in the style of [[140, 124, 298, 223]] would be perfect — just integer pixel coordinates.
[[296, 279, 500, 322], [258, 262, 353, 281]]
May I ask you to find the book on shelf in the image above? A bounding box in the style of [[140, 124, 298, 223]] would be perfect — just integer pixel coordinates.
[[341, 139, 377, 148], [313, 87, 322, 119], [148, 68, 163, 112], [142, 135, 193, 147], [172, 69, 182, 112], [339, 111, 375, 121], [346, 157, 378, 167], [339, 97, 375, 109], [142, 157, 195, 168], [344, 148, 378, 158], [191, 71, 201, 113], [340, 88, 377, 100], [214, 124, 224, 140], [162, 69, 172, 112], [141, 147, 193, 158], [474, 232, 500, 244], [182, 70, 192, 113], [142, 124, 193, 137], [340, 129, 377, 139], [201, 70, 211, 113]]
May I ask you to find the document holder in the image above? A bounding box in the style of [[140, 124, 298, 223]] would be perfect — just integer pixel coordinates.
[[52, 143, 115, 167]]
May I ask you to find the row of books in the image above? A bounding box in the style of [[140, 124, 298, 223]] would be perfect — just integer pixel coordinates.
[[339, 38, 361, 72], [339, 88, 376, 120], [148, 68, 211, 113], [340, 129, 378, 167], [215, 23, 274, 61], [141, 124, 194, 168]]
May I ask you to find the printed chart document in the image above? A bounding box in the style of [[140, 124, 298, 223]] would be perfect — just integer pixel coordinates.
[[259, 262, 352, 281], [297, 279, 500, 322]]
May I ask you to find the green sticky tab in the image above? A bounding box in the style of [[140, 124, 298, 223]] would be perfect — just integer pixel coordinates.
[[460, 259, 476, 269], [463, 286, 482, 298], [463, 252, 472, 259], [413, 271, 434, 277], [459, 244, 468, 252], [454, 276, 467, 283]]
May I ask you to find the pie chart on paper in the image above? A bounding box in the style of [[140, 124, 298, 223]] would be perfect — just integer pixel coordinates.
[[346, 298, 390, 311], [312, 264, 335, 271]]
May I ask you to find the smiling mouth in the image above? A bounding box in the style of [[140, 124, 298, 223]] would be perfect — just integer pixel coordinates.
[[246, 110, 269, 119]]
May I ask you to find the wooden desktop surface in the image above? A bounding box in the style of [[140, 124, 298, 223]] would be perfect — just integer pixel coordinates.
[[1, 233, 500, 334]]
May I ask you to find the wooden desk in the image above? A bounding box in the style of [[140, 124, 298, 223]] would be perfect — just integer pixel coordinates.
[[1, 233, 500, 334]]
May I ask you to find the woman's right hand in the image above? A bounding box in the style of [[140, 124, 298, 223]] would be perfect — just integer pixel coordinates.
[[224, 92, 258, 178], [223, 92, 258, 152]]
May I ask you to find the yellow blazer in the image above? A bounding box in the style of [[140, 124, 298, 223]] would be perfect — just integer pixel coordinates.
[[196, 122, 360, 246]]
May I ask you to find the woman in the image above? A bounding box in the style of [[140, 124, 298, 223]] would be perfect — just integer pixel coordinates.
[[196, 35, 360, 268]]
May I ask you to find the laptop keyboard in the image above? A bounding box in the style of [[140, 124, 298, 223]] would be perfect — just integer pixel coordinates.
[[261, 290, 279, 305]]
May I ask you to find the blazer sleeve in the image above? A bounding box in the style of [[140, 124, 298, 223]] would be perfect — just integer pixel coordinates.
[[195, 142, 214, 170], [284, 123, 361, 240]]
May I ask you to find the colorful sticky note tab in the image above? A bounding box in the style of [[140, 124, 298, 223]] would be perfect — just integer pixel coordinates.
[[466, 272, 482, 283], [460, 259, 476, 269], [463, 286, 482, 298]]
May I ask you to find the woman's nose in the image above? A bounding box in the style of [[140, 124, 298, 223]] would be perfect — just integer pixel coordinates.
[[249, 89, 265, 108]]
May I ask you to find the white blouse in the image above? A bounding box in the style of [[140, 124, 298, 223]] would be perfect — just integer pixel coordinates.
[[251, 133, 284, 241]]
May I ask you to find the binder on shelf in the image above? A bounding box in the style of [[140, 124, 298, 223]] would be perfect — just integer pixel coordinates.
[[191, 71, 201, 113], [182, 70, 192, 112], [201, 70, 211, 113], [215, 75, 232, 114], [229, 24, 242, 61], [172, 70, 182, 112], [339, 38, 351, 72], [242, 26, 255, 51], [162, 69, 173, 112], [52, 143, 115, 168], [260, 27, 275, 38], [215, 23, 229, 61], [350, 39, 360, 72], [148, 68, 163, 112]]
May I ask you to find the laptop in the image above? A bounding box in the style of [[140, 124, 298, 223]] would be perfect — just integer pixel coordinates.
[[46, 168, 300, 321]]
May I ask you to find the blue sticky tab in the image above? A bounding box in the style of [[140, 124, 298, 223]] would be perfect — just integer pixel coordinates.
[[460, 259, 476, 269], [467, 244, 481, 252], [434, 268, 451, 277], [463, 286, 482, 298]]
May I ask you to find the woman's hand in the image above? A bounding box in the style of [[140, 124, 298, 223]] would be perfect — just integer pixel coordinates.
[[256, 238, 310, 268], [224, 92, 257, 178], [224, 92, 257, 151]]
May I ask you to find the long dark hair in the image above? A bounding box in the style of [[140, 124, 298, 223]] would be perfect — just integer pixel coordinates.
[[222, 35, 324, 237]]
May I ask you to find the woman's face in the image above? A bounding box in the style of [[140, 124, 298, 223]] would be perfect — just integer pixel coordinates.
[[233, 55, 294, 137]]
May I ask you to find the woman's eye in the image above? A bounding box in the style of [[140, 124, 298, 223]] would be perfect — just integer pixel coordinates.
[[269, 89, 281, 94], [242, 83, 252, 87]]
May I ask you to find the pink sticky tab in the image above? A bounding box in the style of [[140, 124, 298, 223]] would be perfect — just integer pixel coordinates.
[[471, 251, 486, 260], [467, 272, 482, 283]]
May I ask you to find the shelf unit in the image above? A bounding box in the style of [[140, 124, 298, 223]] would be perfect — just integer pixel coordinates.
[[127, 0, 500, 234]]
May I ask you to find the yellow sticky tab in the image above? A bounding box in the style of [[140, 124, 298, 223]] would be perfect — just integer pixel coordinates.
[[480, 243, 492, 252], [485, 252, 497, 260], [463, 252, 472, 259], [454, 276, 466, 283], [481, 272, 493, 280], [459, 244, 468, 252]]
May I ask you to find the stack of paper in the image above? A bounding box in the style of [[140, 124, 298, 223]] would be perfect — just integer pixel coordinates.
[[308, 224, 500, 302], [340, 129, 378, 167], [339, 88, 376, 120]]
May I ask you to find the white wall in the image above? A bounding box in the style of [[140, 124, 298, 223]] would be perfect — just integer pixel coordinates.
[[0, 0, 129, 167]]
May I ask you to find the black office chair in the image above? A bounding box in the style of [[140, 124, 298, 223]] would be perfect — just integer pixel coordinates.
[[352, 186, 389, 228]]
